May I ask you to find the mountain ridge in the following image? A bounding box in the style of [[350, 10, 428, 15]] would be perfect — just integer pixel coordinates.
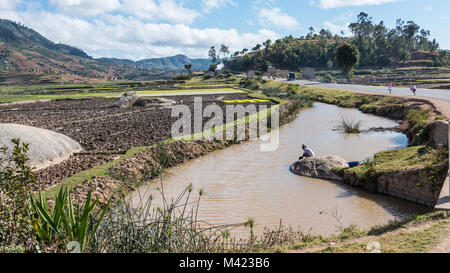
[[0, 18, 209, 84], [98, 54, 211, 71]]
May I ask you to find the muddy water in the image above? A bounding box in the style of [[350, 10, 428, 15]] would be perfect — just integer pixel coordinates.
[[128, 103, 429, 237]]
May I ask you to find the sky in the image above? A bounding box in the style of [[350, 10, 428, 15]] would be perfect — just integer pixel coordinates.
[[0, 0, 448, 60]]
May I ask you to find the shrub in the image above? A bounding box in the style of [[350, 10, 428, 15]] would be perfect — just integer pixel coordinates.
[[173, 74, 191, 81], [406, 109, 431, 144], [0, 139, 37, 250], [287, 84, 299, 94], [261, 87, 279, 97], [406, 109, 429, 129], [239, 78, 260, 90], [31, 187, 110, 252]]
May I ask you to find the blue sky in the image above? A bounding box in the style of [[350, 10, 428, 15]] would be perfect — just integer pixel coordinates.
[[0, 0, 448, 60]]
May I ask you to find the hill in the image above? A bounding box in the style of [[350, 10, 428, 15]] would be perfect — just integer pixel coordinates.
[[225, 12, 449, 73], [0, 19, 171, 84], [99, 54, 211, 71]]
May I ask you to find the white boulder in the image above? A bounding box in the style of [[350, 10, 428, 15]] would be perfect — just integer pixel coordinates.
[[290, 156, 349, 181], [0, 123, 83, 170]]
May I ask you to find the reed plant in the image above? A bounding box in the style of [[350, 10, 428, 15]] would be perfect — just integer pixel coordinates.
[[87, 179, 252, 253], [334, 115, 361, 134]]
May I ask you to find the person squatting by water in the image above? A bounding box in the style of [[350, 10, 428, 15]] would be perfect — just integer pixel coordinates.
[[299, 144, 315, 160]]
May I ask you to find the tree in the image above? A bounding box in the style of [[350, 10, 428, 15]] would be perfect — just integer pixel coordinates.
[[252, 44, 262, 52], [219, 44, 229, 61], [402, 21, 420, 50], [263, 39, 272, 50], [399, 49, 411, 63], [184, 64, 192, 76], [208, 46, 217, 64], [224, 11, 441, 73], [209, 63, 217, 72], [262, 61, 272, 73], [335, 43, 359, 79]]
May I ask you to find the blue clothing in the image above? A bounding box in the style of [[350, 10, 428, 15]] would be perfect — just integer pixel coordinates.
[[348, 161, 361, 168]]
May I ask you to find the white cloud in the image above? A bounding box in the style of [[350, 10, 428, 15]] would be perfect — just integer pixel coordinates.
[[318, 0, 400, 9], [12, 11, 279, 60], [0, 0, 22, 21], [120, 0, 201, 24], [48, 0, 120, 16], [202, 0, 236, 13], [258, 8, 300, 30], [0, 0, 21, 10], [323, 21, 350, 35], [47, 0, 201, 24]]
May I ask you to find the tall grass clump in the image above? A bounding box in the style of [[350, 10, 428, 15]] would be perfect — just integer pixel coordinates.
[[31, 187, 110, 252], [88, 182, 246, 253], [334, 115, 362, 134], [406, 109, 431, 145]]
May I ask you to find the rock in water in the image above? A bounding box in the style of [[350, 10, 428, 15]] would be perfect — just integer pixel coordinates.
[[290, 156, 349, 181], [114, 92, 139, 108], [0, 123, 83, 170]]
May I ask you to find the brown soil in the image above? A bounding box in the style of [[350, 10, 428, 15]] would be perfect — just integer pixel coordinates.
[[68, 140, 236, 206], [59, 101, 301, 207], [0, 93, 277, 193], [34, 153, 120, 191], [0, 93, 274, 152]]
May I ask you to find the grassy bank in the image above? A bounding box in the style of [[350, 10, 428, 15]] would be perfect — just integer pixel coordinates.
[[276, 212, 449, 253], [336, 146, 449, 194]]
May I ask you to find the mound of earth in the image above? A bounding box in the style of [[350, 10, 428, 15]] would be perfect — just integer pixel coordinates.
[[114, 92, 139, 108], [133, 97, 177, 108], [290, 156, 349, 181], [0, 123, 83, 170]]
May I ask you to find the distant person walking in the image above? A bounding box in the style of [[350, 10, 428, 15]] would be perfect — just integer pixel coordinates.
[[411, 85, 417, 96], [388, 82, 393, 94], [299, 144, 315, 160]]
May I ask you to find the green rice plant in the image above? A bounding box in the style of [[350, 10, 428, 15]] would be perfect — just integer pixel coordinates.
[[31, 187, 110, 251]]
